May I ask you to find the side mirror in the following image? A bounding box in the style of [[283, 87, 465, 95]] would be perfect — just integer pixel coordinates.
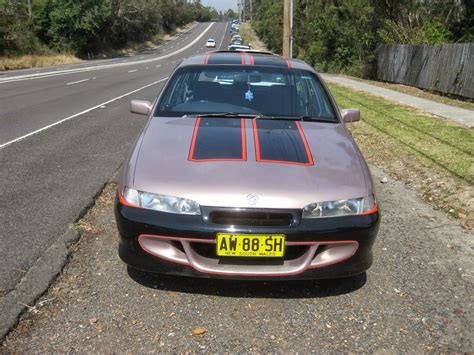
[[341, 109, 360, 123], [130, 100, 151, 115]]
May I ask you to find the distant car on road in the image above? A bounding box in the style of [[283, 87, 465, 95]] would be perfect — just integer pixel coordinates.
[[231, 34, 242, 41], [116, 51, 380, 280], [228, 44, 252, 51], [205, 38, 216, 48]]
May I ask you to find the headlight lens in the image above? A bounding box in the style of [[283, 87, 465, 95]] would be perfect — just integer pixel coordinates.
[[122, 187, 201, 215], [302, 195, 376, 218]]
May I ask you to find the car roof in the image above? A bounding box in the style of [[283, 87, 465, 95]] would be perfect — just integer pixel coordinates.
[[180, 52, 314, 71]]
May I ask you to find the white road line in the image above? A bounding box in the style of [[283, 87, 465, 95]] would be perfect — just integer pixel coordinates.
[[0, 23, 212, 84], [155, 64, 161, 67], [66, 78, 90, 86], [0, 77, 169, 150], [219, 23, 227, 50], [128, 69, 138, 73]]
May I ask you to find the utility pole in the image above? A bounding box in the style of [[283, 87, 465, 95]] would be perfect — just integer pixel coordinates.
[[238, 0, 241, 22], [290, 0, 293, 57], [283, 0, 292, 58], [27, 0, 32, 18], [250, 0, 253, 22]]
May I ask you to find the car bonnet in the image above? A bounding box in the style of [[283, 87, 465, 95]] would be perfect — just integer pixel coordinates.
[[130, 116, 369, 209]]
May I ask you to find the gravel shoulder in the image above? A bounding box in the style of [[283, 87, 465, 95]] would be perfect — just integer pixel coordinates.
[[2, 166, 472, 352]]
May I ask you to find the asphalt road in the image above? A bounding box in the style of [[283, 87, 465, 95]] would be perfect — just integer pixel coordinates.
[[0, 22, 229, 304], [1, 167, 472, 352]]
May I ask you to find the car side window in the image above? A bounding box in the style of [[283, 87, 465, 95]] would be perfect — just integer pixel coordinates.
[[159, 71, 195, 110], [306, 77, 335, 118], [294, 76, 311, 116], [293, 72, 334, 118]]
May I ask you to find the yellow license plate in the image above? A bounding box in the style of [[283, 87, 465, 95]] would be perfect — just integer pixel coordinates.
[[216, 234, 285, 257]]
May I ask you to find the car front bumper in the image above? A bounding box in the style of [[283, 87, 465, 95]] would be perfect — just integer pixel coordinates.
[[115, 197, 380, 280]]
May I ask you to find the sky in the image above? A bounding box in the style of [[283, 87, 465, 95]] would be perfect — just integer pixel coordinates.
[[201, 0, 237, 12]]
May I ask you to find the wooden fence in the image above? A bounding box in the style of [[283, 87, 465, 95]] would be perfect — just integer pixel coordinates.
[[377, 43, 473, 98]]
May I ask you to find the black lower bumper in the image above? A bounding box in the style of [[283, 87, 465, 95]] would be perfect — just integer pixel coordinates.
[[115, 199, 380, 280]]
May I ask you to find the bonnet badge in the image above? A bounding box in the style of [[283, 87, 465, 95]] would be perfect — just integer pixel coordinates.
[[246, 193, 258, 205]]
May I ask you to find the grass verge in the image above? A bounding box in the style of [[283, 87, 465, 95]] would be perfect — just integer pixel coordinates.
[[239, 22, 268, 51], [0, 54, 82, 71], [343, 75, 474, 111], [328, 82, 474, 227]]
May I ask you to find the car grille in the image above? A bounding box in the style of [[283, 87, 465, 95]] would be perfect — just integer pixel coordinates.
[[209, 211, 293, 227]]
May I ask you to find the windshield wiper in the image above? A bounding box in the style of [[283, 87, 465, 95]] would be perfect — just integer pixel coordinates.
[[182, 113, 336, 123], [255, 115, 336, 123], [195, 112, 259, 118]]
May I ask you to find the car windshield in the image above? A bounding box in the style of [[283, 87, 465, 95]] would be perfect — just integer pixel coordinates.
[[155, 65, 337, 121]]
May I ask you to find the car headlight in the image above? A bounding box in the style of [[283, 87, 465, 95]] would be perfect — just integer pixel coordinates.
[[122, 187, 201, 215], [302, 195, 377, 218]]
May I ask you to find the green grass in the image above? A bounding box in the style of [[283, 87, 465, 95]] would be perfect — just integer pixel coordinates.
[[328, 83, 474, 184], [238, 22, 267, 51]]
